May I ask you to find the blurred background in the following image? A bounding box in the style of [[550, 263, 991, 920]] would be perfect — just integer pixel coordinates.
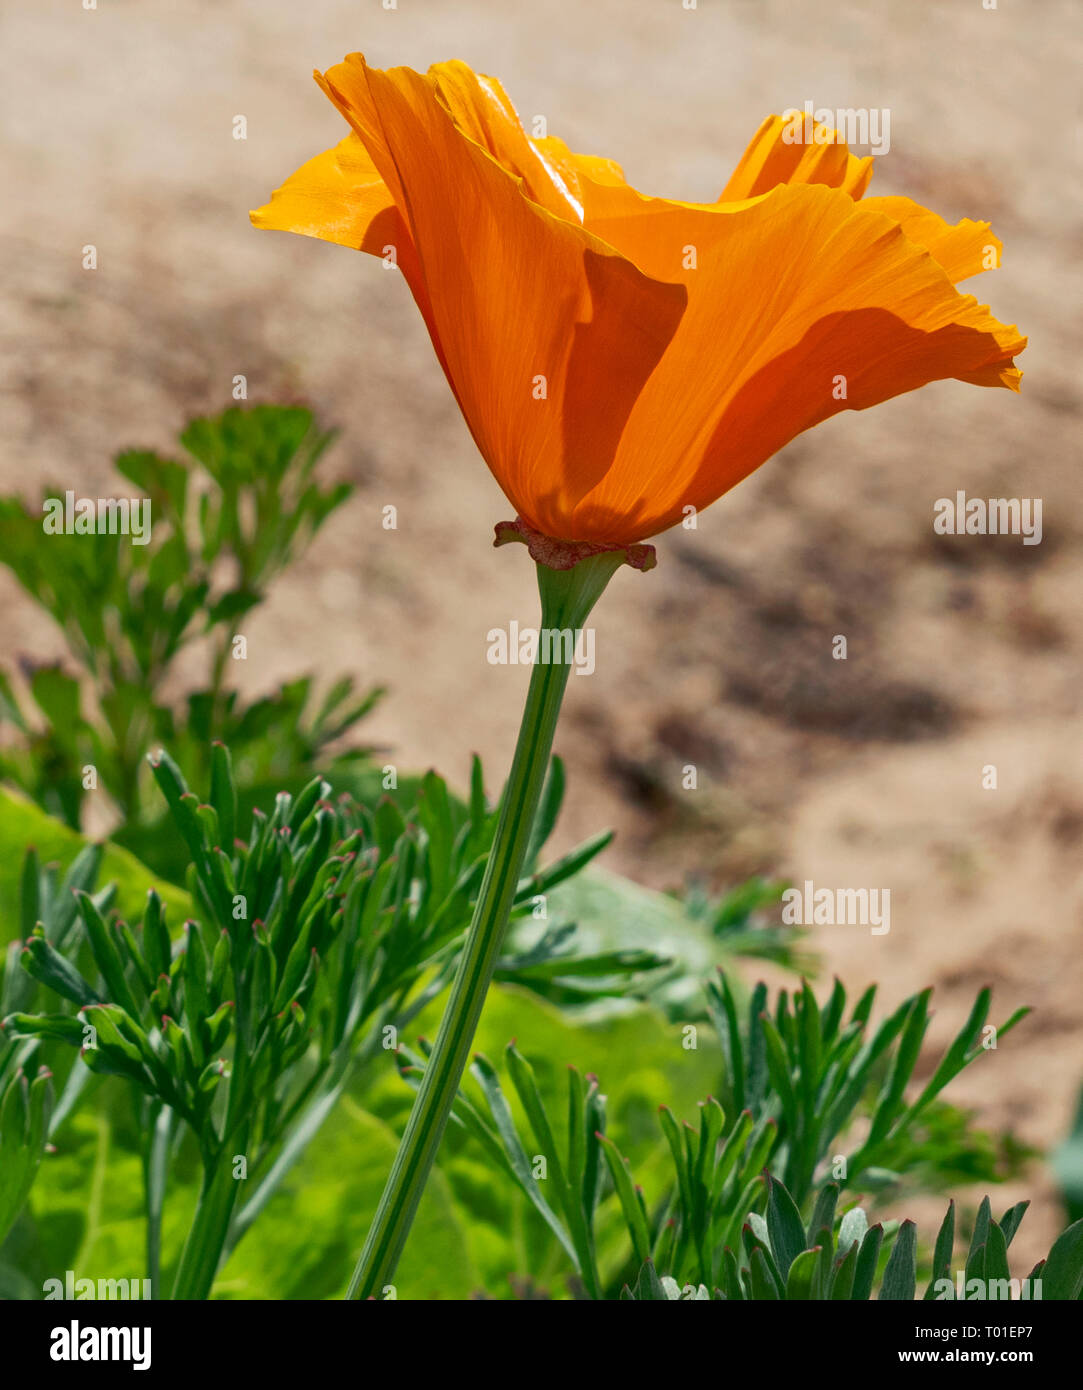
[[1, 0, 1080, 1271]]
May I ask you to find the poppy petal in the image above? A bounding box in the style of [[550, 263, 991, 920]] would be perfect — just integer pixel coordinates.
[[253, 60, 1026, 551], [559, 112, 876, 283], [567, 183, 1024, 542], [719, 113, 874, 202], [315, 54, 687, 534], [533, 134, 627, 190], [860, 196, 1004, 283], [249, 131, 404, 255], [426, 61, 584, 220]]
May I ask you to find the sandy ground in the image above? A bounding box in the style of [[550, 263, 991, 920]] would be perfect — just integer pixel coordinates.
[[2, 0, 1081, 1269]]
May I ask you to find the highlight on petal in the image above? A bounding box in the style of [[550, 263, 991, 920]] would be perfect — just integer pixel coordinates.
[[719, 112, 874, 202], [532, 135, 627, 190], [426, 60, 584, 221], [564, 183, 1025, 543], [249, 131, 403, 255]]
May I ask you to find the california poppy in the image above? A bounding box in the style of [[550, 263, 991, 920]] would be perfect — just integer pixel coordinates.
[[251, 59, 1030, 1299], [253, 57, 1024, 555]]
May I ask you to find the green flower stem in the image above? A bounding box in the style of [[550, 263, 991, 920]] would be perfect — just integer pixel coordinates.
[[170, 1125, 249, 1299], [347, 550, 627, 1300]]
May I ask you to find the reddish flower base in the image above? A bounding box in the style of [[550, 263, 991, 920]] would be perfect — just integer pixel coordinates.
[[493, 517, 657, 572]]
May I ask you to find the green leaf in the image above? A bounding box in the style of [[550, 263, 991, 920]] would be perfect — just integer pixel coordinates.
[[748, 1246, 780, 1300], [852, 1224, 883, 1301], [968, 1195, 992, 1263], [963, 1237, 986, 1293], [628, 1259, 668, 1301], [983, 1221, 1011, 1290], [505, 1042, 600, 1297], [218, 1100, 473, 1298], [765, 1173, 808, 1277], [786, 1246, 821, 1301], [879, 1221, 917, 1300], [545, 868, 744, 1015], [520, 832, 613, 903], [598, 1134, 651, 1265], [2, 1012, 86, 1046], [807, 1183, 839, 1249], [18, 847, 39, 942], [0, 787, 189, 949], [1042, 1218, 1083, 1300], [830, 1241, 859, 1300], [706, 973, 745, 1113], [838, 1205, 868, 1255], [742, 1220, 785, 1297], [76, 893, 140, 1018], [760, 1017, 800, 1140], [209, 743, 237, 852], [525, 756, 565, 869], [924, 1199, 955, 1299], [463, 1052, 577, 1266], [19, 932, 100, 1008], [998, 1200, 1029, 1249], [0, 1067, 54, 1242], [721, 1247, 743, 1301], [868, 991, 930, 1144]]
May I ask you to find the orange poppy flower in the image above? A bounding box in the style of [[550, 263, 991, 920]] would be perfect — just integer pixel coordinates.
[[252, 56, 1025, 555]]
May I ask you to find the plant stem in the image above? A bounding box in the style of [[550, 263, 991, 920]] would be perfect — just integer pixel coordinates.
[[144, 1102, 173, 1297], [170, 1126, 249, 1299], [347, 551, 626, 1299]]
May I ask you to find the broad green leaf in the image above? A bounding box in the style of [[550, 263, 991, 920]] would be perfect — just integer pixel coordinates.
[[219, 1100, 474, 1299], [0, 787, 189, 944]]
